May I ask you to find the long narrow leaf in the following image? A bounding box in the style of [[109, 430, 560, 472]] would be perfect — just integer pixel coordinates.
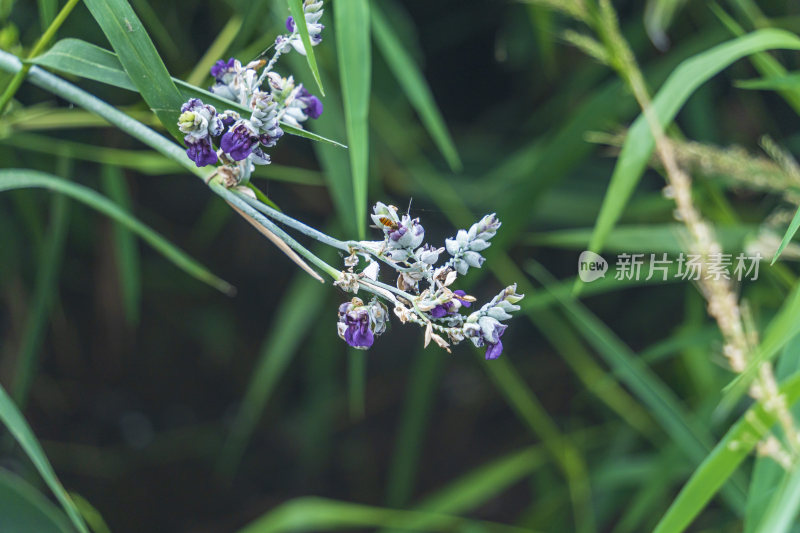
[[217, 257, 329, 475], [771, 204, 800, 263], [238, 497, 534, 533], [0, 384, 88, 533], [82, 0, 186, 140], [371, 4, 461, 171], [652, 372, 800, 533], [30, 39, 346, 148], [586, 29, 800, 256], [286, 0, 325, 96], [0, 469, 74, 533], [334, 0, 371, 240], [755, 464, 800, 533], [101, 165, 141, 325], [724, 280, 800, 408], [0, 169, 234, 295], [13, 187, 69, 406], [527, 262, 747, 505]]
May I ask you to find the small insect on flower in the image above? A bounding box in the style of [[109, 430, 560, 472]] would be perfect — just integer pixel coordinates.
[[376, 216, 399, 231]]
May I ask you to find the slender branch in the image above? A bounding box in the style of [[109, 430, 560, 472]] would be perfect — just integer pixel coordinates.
[[0, 50, 204, 178], [213, 183, 341, 279], [0, 49, 444, 335], [233, 189, 350, 250]]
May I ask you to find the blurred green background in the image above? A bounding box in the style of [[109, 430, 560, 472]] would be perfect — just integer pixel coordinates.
[[3, 0, 800, 531]]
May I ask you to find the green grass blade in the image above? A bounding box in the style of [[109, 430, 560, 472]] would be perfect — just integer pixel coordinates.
[[12, 184, 69, 406], [347, 349, 366, 419], [278, 123, 347, 148], [129, 0, 182, 63], [185, 15, 243, 87], [370, 4, 461, 171], [101, 165, 141, 325], [0, 384, 89, 533], [479, 353, 595, 533], [527, 262, 747, 506], [754, 464, 800, 533], [384, 349, 445, 507], [69, 492, 112, 533], [652, 372, 800, 533], [737, 73, 800, 91], [528, 224, 756, 254], [29, 38, 138, 90], [237, 496, 535, 533], [0, 169, 234, 295], [710, 1, 800, 114], [334, 0, 371, 240], [771, 204, 800, 263], [381, 444, 550, 533], [29, 39, 347, 149], [724, 281, 800, 410], [286, 0, 325, 96], [586, 29, 800, 256], [37, 0, 57, 31], [0, 469, 74, 533], [744, 333, 800, 532], [217, 269, 327, 475], [0, 132, 184, 175], [334, 0, 371, 419], [82, 0, 185, 140]]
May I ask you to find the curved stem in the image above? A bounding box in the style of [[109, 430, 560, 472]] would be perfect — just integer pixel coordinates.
[[0, 50, 206, 179], [214, 183, 341, 278], [233, 189, 350, 250], [0, 49, 435, 316]]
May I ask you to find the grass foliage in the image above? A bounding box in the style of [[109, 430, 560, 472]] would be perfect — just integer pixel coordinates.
[[2, 0, 800, 531]]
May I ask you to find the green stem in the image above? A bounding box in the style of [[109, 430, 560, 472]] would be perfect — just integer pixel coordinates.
[[0, 0, 82, 113], [0, 49, 420, 309], [0, 50, 201, 177], [234, 189, 351, 251], [214, 183, 342, 279]]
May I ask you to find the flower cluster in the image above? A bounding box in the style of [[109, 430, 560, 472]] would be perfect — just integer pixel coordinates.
[[177, 0, 324, 184], [177, 5, 523, 360], [334, 203, 523, 359], [277, 0, 324, 56], [337, 297, 388, 350]]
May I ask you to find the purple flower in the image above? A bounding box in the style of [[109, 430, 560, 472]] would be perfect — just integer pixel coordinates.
[[220, 122, 259, 161], [210, 58, 236, 81], [220, 114, 236, 131], [180, 98, 200, 113], [260, 129, 284, 148], [465, 316, 508, 359], [344, 312, 374, 348], [485, 336, 504, 360], [429, 290, 473, 319], [285, 16, 296, 32], [389, 226, 406, 242], [338, 302, 374, 349], [337, 299, 387, 350], [454, 290, 472, 309], [297, 87, 323, 119], [387, 216, 425, 250], [250, 147, 271, 166], [430, 305, 448, 319], [185, 137, 217, 167]]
